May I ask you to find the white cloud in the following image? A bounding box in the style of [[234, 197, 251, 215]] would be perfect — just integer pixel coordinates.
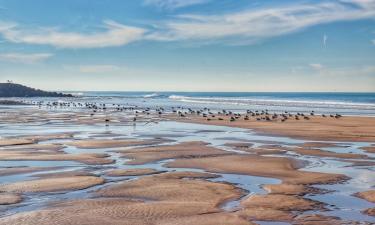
[[79, 65, 120, 73], [144, 0, 209, 10], [1, 1, 374, 48], [310, 65, 375, 77], [0, 53, 53, 64], [0, 20, 145, 49], [0, 21, 16, 32], [309, 63, 324, 71], [146, 0, 375, 43]]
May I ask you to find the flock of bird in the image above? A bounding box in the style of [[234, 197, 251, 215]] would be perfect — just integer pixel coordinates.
[[173, 107, 343, 122], [28, 101, 343, 124]]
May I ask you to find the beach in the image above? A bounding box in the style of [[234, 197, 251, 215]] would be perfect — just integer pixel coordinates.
[[0, 100, 374, 225]]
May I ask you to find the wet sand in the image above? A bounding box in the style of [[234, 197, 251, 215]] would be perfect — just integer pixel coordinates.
[[0, 199, 255, 225], [0, 107, 374, 224], [0, 150, 114, 165], [96, 172, 243, 207], [167, 154, 348, 185], [0, 176, 104, 193], [67, 139, 161, 149], [262, 183, 320, 195], [0, 194, 22, 205], [292, 147, 369, 159], [169, 114, 375, 142], [118, 141, 231, 165], [354, 190, 375, 203], [105, 168, 162, 176], [241, 194, 322, 211], [1, 143, 64, 152], [360, 146, 375, 154], [0, 139, 35, 147], [0, 167, 57, 176], [354, 190, 375, 216]]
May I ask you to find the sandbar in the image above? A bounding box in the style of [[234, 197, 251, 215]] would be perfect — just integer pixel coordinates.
[[167, 155, 348, 185], [0, 193, 22, 205], [119, 141, 231, 165], [0, 176, 104, 193], [105, 168, 162, 176]]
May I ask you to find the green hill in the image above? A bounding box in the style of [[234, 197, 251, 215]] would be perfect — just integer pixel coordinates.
[[0, 83, 73, 97]]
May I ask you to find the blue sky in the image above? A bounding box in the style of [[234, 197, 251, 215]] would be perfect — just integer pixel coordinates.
[[0, 0, 374, 91]]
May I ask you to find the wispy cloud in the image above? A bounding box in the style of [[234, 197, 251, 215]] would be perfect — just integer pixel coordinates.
[[143, 0, 209, 10], [309, 63, 324, 71], [78, 64, 120, 73], [146, 0, 375, 44], [0, 1, 374, 48], [0, 20, 145, 49], [0, 53, 53, 64], [323, 34, 328, 47], [309, 64, 375, 77]]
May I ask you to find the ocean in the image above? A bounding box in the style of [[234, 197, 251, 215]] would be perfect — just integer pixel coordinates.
[[57, 92, 375, 116], [3, 92, 375, 116]]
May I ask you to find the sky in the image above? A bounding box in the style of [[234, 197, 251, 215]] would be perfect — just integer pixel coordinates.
[[0, 0, 374, 92]]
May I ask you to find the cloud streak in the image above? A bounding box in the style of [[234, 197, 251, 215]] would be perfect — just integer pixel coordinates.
[[0, 1, 374, 48], [79, 65, 120, 73], [309, 63, 325, 72], [143, 0, 209, 10], [0, 20, 145, 49], [0, 53, 53, 64], [146, 0, 375, 43]]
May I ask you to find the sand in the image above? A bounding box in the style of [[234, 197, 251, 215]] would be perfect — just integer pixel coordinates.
[[96, 172, 243, 208], [0, 172, 249, 225], [236, 208, 294, 221], [0, 167, 58, 176], [119, 141, 231, 165], [354, 190, 375, 203], [0, 176, 104, 193], [0, 151, 114, 165], [244, 147, 287, 155], [0, 199, 254, 225], [155, 212, 254, 225], [363, 208, 375, 216], [354, 190, 375, 217], [224, 142, 254, 149], [105, 168, 162, 176], [294, 214, 343, 225], [167, 155, 348, 185], [16, 133, 75, 142], [0, 193, 22, 205], [1, 109, 373, 224], [155, 171, 220, 179], [360, 146, 375, 154], [241, 194, 322, 211], [169, 114, 375, 142], [33, 170, 94, 178], [0, 139, 35, 147], [292, 147, 369, 159], [262, 184, 320, 195], [225, 142, 287, 155], [67, 138, 163, 149], [236, 194, 323, 222], [1, 143, 64, 152], [298, 142, 346, 148]]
